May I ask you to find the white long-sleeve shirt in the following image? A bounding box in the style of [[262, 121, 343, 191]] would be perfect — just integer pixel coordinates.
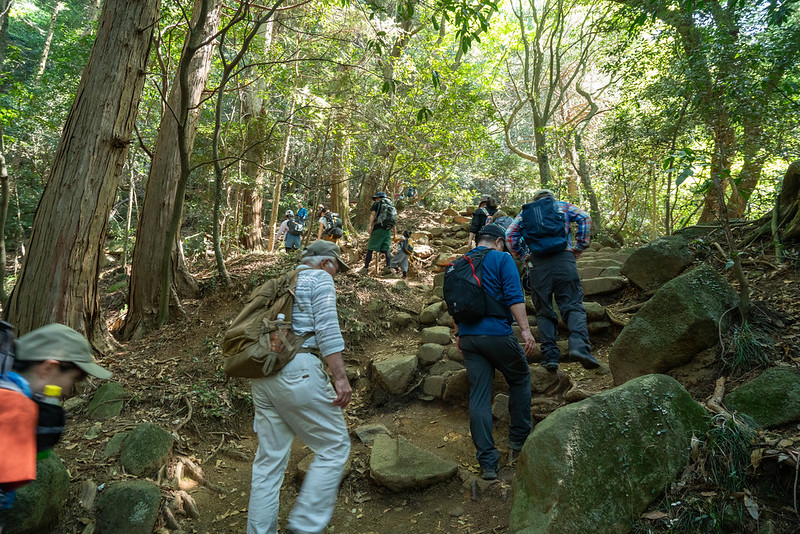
[[291, 265, 345, 357]]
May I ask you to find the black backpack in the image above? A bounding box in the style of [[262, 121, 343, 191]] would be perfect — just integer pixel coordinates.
[[520, 196, 568, 256], [443, 249, 509, 324], [287, 218, 303, 236], [323, 212, 344, 237], [374, 198, 397, 230]]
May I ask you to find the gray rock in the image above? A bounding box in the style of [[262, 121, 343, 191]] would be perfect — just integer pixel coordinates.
[[492, 393, 510, 422], [621, 235, 695, 292], [369, 434, 457, 491], [510, 374, 709, 534], [419, 302, 443, 325], [588, 321, 612, 334], [576, 258, 622, 269], [443, 369, 469, 404], [530, 366, 573, 396], [436, 312, 455, 328], [418, 343, 445, 366], [433, 272, 445, 287], [3, 454, 70, 534], [429, 360, 464, 376], [577, 266, 605, 279], [119, 423, 173, 477], [421, 326, 452, 345], [422, 375, 446, 398], [393, 312, 413, 327], [724, 367, 800, 428], [87, 382, 125, 420], [446, 345, 463, 362], [355, 423, 390, 444], [372, 355, 418, 395], [433, 286, 444, 299], [103, 432, 128, 459], [608, 265, 738, 385], [601, 265, 622, 278], [429, 227, 447, 237], [583, 301, 606, 322], [95, 480, 162, 534], [581, 276, 627, 296]]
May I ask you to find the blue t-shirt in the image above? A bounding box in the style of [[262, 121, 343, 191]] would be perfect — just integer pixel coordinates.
[[456, 247, 525, 337]]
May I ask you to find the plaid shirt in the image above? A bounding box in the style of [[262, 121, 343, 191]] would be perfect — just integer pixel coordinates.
[[506, 199, 592, 261]]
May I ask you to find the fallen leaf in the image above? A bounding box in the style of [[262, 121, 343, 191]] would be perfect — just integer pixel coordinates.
[[778, 438, 794, 447], [751, 448, 764, 469], [642, 511, 668, 520], [744, 494, 759, 520]]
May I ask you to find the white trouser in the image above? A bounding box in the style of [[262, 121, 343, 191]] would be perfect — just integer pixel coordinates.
[[246, 353, 351, 534]]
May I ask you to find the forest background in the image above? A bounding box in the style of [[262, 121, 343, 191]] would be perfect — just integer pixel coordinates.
[[0, 0, 798, 347]]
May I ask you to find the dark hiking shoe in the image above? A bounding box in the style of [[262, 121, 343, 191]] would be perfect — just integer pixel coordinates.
[[571, 352, 600, 370], [482, 468, 498, 480], [541, 361, 559, 372]]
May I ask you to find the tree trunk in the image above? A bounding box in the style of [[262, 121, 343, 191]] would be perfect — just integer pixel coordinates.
[[574, 133, 602, 230], [0, 133, 8, 309], [120, 0, 220, 341], [35, 2, 65, 82], [5, 0, 158, 346], [533, 122, 551, 186], [329, 110, 351, 232], [0, 0, 13, 69]]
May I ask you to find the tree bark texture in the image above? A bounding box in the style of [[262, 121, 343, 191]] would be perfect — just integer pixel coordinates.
[[5, 0, 159, 345], [776, 160, 800, 241], [0, 139, 8, 308], [121, 0, 220, 340]]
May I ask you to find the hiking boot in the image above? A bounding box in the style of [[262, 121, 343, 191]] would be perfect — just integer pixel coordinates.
[[382, 267, 393, 275], [482, 468, 498, 481], [541, 361, 559, 372], [571, 352, 600, 370], [358, 267, 369, 275]]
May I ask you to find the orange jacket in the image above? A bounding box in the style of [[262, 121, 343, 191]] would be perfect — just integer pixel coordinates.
[[0, 387, 38, 490]]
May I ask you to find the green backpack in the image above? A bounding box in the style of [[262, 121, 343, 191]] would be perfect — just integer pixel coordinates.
[[222, 269, 313, 377]]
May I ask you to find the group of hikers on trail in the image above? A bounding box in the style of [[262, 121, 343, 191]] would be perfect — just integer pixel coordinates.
[[1, 187, 599, 534]]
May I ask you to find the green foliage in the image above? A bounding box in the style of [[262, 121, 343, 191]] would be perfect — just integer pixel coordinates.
[[721, 320, 773, 376], [706, 414, 758, 492]]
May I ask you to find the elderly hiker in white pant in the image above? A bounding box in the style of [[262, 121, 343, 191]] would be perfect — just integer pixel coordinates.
[[247, 240, 352, 534]]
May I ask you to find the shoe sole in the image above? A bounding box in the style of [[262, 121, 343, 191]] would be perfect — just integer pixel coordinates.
[[573, 355, 600, 369]]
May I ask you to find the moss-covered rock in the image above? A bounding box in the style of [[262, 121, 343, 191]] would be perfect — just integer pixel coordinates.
[[95, 480, 161, 534], [119, 422, 173, 476], [4, 453, 70, 534], [609, 265, 737, 385], [87, 382, 125, 420], [510, 374, 709, 534], [724, 367, 800, 428], [621, 235, 695, 292]]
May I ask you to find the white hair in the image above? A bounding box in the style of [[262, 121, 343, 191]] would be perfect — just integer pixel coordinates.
[[300, 255, 330, 268]]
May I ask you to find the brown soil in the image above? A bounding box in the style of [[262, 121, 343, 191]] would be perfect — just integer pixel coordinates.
[[51, 209, 800, 534]]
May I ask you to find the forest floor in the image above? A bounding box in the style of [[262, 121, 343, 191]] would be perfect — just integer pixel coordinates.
[[52, 205, 800, 534]]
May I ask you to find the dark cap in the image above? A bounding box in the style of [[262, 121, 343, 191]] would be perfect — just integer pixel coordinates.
[[477, 224, 508, 240], [16, 323, 112, 379], [302, 240, 350, 272], [373, 192, 387, 199]]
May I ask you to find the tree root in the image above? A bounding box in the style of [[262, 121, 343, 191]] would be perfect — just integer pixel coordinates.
[[705, 377, 728, 416], [174, 455, 226, 494]]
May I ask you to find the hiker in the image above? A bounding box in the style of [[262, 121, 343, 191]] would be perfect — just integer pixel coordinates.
[[317, 205, 343, 243], [360, 192, 396, 275], [448, 224, 537, 481], [296, 202, 308, 224], [275, 210, 303, 251], [467, 195, 498, 248], [247, 240, 352, 534], [487, 209, 513, 231], [506, 189, 600, 372], [389, 230, 413, 279], [0, 324, 111, 532]]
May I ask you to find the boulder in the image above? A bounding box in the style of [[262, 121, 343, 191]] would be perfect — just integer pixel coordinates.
[[608, 265, 737, 385], [87, 381, 125, 419], [724, 367, 800, 428], [492, 393, 510, 422], [576, 258, 622, 269], [422, 375, 446, 398], [529, 366, 573, 396], [421, 326, 452, 345], [369, 434, 457, 491], [355, 423, 391, 444], [418, 343, 445, 366], [510, 374, 709, 534], [443, 208, 460, 217], [429, 359, 464, 376], [429, 227, 447, 237], [443, 369, 470, 404], [621, 235, 694, 292], [446, 345, 463, 362], [436, 312, 455, 328], [119, 422, 173, 477], [433, 272, 445, 287], [581, 276, 627, 296], [3, 454, 70, 534], [583, 301, 606, 322], [435, 253, 459, 267], [419, 302, 443, 325], [453, 216, 470, 224], [577, 266, 605, 279], [393, 312, 413, 327], [103, 432, 128, 459], [372, 355, 418, 395], [95, 480, 162, 534]]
